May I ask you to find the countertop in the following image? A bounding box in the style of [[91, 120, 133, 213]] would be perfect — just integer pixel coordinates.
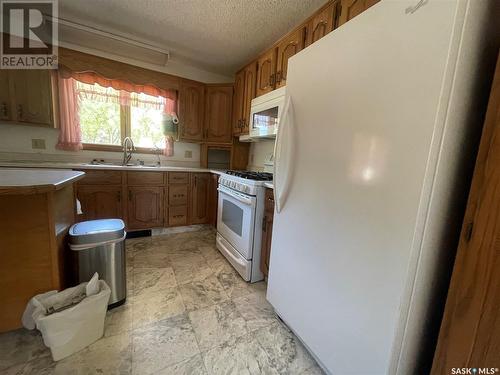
[[0, 168, 85, 195], [0, 161, 225, 175], [264, 182, 274, 189]]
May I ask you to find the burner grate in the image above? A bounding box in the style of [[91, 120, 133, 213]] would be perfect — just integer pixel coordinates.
[[225, 170, 273, 181]]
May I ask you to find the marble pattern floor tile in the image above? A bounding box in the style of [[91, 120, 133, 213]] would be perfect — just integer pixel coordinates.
[[189, 300, 248, 351], [156, 353, 207, 375], [254, 322, 317, 374], [0, 228, 323, 375], [179, 274, 229, 312], [132, 314, 199, 375], [233, 289, 278, 331], [202, 333, 279, 375]]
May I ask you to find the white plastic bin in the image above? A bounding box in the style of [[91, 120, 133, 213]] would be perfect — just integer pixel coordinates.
[[24, 279, 110, 361]]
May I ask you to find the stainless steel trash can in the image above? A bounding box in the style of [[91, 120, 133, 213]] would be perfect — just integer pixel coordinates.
[[69, 219, 127, 308]]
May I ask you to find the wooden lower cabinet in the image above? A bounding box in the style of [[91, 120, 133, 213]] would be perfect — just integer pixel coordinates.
[[77, 185, 123, 221], [127, 186, 164, 229], [208, 174, 220, 226], [191, 173, 210, 224], [260, 188, 275, 277]]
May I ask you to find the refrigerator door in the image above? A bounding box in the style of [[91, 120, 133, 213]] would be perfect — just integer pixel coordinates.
[[267, 1, 460, 374]]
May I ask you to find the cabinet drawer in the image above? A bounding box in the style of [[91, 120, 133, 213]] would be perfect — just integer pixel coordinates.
[[127, 171, 164, 186], [77, 170, 123, 185], [169, 185, 188, 206], [169, 172, 189, 184], [168, 205, 188, 226]]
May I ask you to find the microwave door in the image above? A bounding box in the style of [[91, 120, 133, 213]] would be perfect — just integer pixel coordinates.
[[251, 106, 279, 137]]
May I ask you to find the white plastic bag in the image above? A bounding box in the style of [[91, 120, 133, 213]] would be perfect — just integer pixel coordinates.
[[22, 273, 111, 361]]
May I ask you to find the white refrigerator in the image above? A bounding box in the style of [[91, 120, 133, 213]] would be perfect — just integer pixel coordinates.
[[267, 0, 496, 374]]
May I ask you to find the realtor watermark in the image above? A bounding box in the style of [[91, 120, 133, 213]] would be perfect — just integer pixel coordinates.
[[451, 368, 499, 374], [1, 0, 58, 69]]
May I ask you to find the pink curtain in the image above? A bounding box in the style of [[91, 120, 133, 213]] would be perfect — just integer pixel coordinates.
[[163, 94, 177, 157], [56, 76, 82, 151]]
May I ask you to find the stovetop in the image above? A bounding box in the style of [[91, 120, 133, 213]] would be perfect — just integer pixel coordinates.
[[225, 170, 273, 181]]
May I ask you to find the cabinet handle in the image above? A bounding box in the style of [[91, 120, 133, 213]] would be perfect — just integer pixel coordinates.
[[128, 191, 132, 201], [262, 216, 267, 231], [117, 192, 121, 202], [1, 102, 7, 118], [269, 73, 276, 87], [194, 176, 197, 187], [241, 119, 245, 129], [17, 104, 23, 119]]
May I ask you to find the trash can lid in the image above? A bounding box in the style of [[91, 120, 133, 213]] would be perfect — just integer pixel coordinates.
[[69, 219, 125, 247]]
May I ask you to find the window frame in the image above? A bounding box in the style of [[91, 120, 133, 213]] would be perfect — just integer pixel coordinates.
[[80, 88, 166, 155]]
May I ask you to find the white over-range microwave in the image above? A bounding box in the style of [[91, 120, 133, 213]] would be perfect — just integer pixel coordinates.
[[240, 86, 286, 141]]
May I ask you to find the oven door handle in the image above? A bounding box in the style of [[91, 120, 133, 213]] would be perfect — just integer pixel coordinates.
[[217, 187, 255, 206]]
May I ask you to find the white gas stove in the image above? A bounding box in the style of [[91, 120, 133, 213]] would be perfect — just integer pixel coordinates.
[[216, 170, 273, 282]]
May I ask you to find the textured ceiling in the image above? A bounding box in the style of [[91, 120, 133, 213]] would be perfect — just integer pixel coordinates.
[[58, 0, 326, 76]]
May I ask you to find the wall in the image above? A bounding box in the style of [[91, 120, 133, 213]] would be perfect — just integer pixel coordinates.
[[248, 139, 275, 171], [0, 123, 201, 167]]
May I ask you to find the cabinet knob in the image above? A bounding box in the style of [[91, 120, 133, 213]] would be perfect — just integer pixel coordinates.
[[17, 104, 23, 119]]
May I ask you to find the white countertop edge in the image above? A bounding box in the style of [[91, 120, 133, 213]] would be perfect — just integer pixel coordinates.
[[0, 162, 225, 175], [264, 182, 274, 189]]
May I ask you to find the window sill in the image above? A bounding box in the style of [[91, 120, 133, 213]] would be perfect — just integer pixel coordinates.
[[82, 143, 164, 155]]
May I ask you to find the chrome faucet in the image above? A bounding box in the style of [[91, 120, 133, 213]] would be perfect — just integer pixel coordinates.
[[122, 137, 135, 165]]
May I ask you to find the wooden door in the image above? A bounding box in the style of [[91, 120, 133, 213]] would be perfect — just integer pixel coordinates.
[[76, 185, 123, 221], [256, 48, 277, 97], [242, 62, 257, 134], [190, 173, 210, 224], [0, 71, 10, 121], [275, 28, 306, 88], [204, 85, 233, 143], [233, 70, 245, 136], [306, 0, 340, 46], [431, 57, 500, 373], [179, 80, 205, 142], [338, 0, 380, 26], [127, 187, 164, 229], [9, 70, 54, 126], [260, 189, 275, 276]]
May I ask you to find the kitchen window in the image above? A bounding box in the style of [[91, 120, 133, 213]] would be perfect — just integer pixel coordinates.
[[77, 81, 168, 152]]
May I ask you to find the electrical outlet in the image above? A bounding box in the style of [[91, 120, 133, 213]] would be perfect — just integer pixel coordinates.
[[184, 150, 192, 158], [32, 139, 46, 150]]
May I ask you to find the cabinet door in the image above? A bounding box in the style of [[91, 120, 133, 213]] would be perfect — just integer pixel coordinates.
[[242, 62, 257, 134], [204, 85, 233, 143], [179, 80, 205, 141], [260, 189, 275, 276], [305, 0, 340, 46], [338, 0, 380, 26], [256, 49, 277, 97], [190, 173, 210, 224], [232, 70, 245, 136], [9, 70, 54, 126], [76, 185, 123, 221], [127, 187, 164, 229], [0, 71, 10, 121], [275, 28, 305, 88]]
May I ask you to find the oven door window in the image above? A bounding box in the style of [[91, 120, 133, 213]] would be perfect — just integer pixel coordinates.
[[253, 106, 278, 133], [221, 200, 243, 236]]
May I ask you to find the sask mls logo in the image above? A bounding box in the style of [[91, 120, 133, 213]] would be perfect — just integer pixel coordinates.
[[1, 0, 58, 69], [451, 368, 499, 374]]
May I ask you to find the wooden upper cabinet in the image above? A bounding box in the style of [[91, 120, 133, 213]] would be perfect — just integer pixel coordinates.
[[9, 70, 54, 126], [76, 185, 123, 222], [179, 80, 205, 142], [204, 84, 233, 143], [232, 70, 245, 136], [276, 27, 306, 88], [0, 71, 10, 121], [242, 62, 257, 133], [127, 186, 164, 229], [190, 173, 210, 224], [306, 0, 340, 46], [338, 0, 380, 26], [256, 48, 277, 97]]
